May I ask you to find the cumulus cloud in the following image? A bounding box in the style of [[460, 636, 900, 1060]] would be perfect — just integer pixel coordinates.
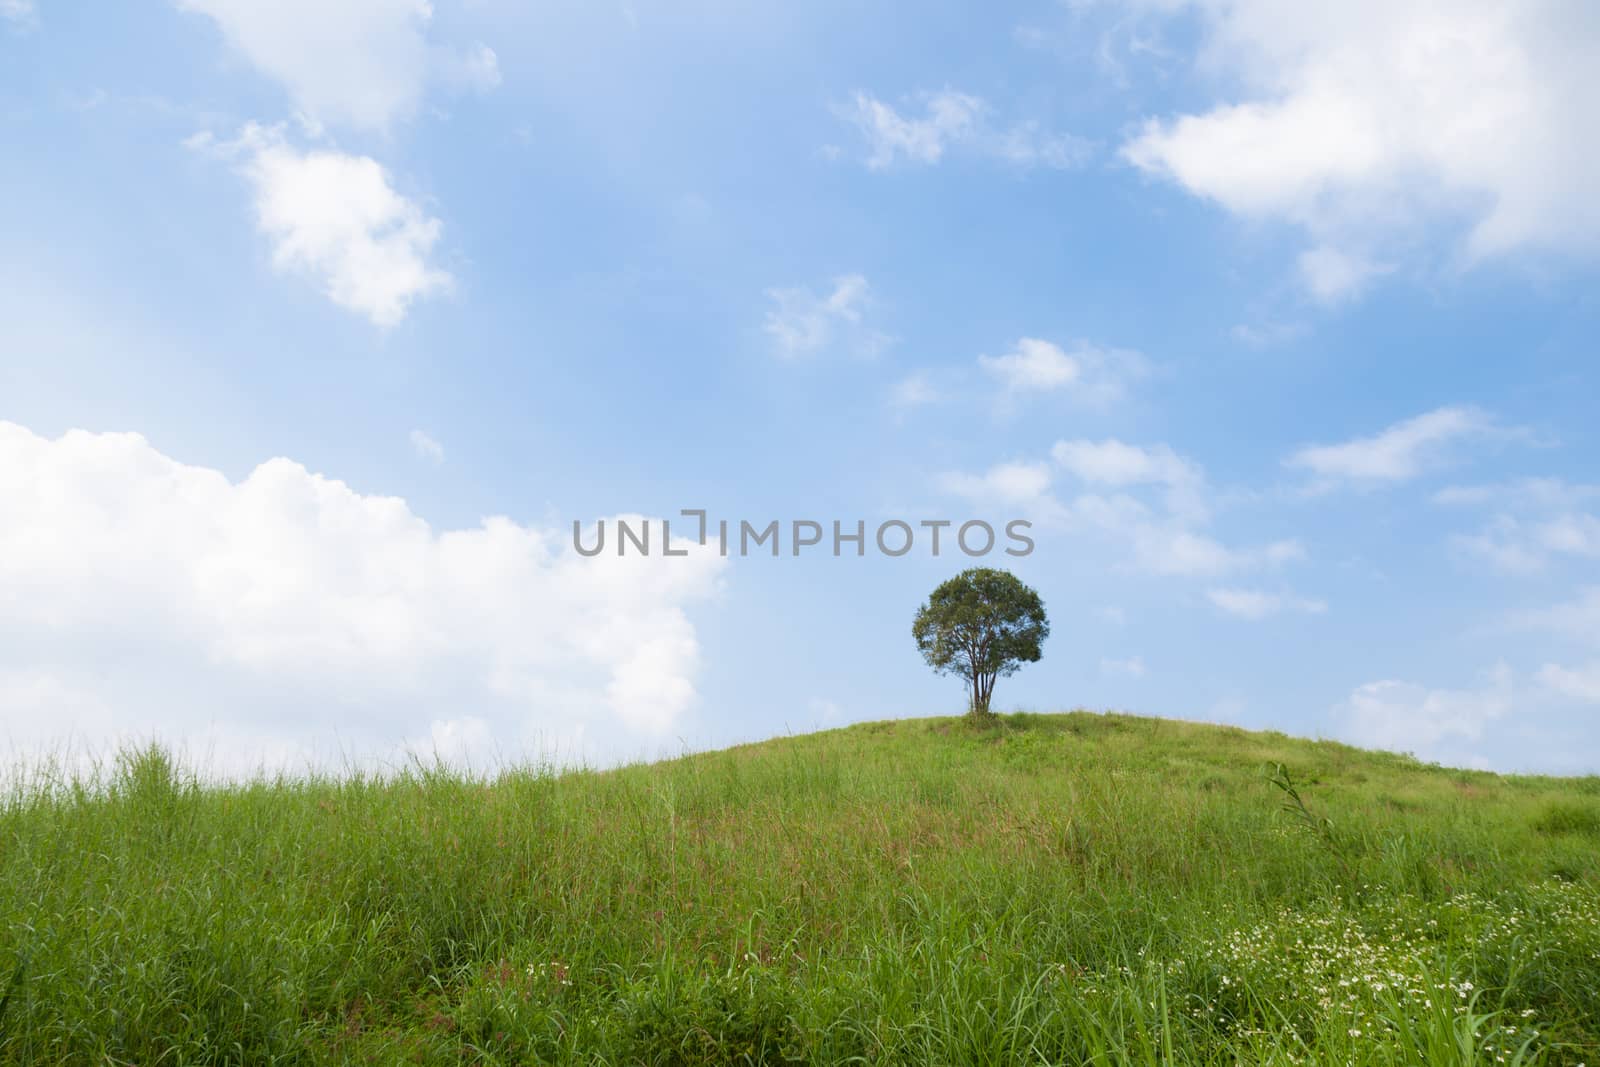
[[0, 422, 725, 775], [1284, 406, 1495, 489], [193, 124, 451, 326], [978, 338, 1148, 406], [1334, 664, 1513, 763], [937, 461, 1055, 507], [841, 90, 1089, 171], [176, 0, 500, 131], [1051, 438, 1205, 519], [763, 274, 889, 358], [939, 438, 1301, 577], [1120, 0, 1600, 297], [1206, 587, 1326, 620]]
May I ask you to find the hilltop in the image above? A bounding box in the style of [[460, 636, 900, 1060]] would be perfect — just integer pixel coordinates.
[[3, 711, 1598, 1064]]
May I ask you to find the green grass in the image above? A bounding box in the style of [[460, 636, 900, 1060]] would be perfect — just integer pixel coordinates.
[[3, 711, 1598, 1065]]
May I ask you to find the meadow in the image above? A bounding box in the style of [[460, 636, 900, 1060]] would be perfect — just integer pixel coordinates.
[[2, 711, 1598, 1065]]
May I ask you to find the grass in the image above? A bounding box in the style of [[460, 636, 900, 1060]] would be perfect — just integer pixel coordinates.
[[2, 710, 1598, 1065]]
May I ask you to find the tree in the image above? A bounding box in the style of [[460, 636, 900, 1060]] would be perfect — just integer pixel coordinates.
[[912, 568, 1049, 718]]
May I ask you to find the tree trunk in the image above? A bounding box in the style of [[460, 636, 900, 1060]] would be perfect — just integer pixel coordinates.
[[970, 671, 994, 717]]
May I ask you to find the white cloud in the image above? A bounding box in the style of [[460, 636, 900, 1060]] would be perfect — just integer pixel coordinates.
[[937, 461, 1055, 507], [1123, 526, 1300, 577], [844, 90, 982, 169], [410, 430, 444, 466], [979, 338, 1149, 406], [1297, 246, 1388, 304], [1453, 514, 1600, 575], [980, 337, 1079, 391], [1231, 319, 1306, 347], [990, 119, 1093, 170], [195, 124, 451, 327], [1053, 439, 1186, 486], [1051, 438, 1204, 518], [1515, 586, 1600, 645], [0, 422, 725, 774], [177, 0, 500, 131], [1439, 478, 1600, 574], [1120, 0, 1600, 296], [1536, 661, 1600, 704], [1101, 655, 1146, 678], [763, 274, 889, 358], [437, 42, 503, 95], [888, 371, 941, 410], [842, 90, 1089, 171], [1435, 477, 1600, 510], [1334, 664, 1513, 762], [1206, 586, 1326, 619], [940, 438, 1302, 578], [1284, 406, 1493, 488], [1, 0, 35, 26]]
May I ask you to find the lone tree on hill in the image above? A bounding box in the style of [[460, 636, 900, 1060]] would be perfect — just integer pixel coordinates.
[[912, 567, 1049, 718]]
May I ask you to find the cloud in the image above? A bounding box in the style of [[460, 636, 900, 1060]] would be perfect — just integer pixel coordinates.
[[410, 430, 444, 466], [194, 124, 451, 327], [1284, 406, 1494, 489], [841, 90, 1089, 171], [176, 0, 499, 131], [1536, 661, 1600, 704], [1100, 655, 1146, 678], [1435, 477, 1600, 510], [1452, 514, 1600, 575], [1122, 526, 1300, 577], [1206, 587, 1326, 619], [763, 274, 889, 358], [435, 42, 503, 95], [1051, 438, 1205, 519], [1438, 478, 1600, 574], [979, 338, 1149, 406], [1120, 0, 1600, 297], [1334, 664, 1513, 762], [1297, 246, 1389, 304], [939, 438, 1302, 577], [1, 0, 35, 26], [1514, 586, 1600, 645], [888, 371, 941, 410], [1231, 319, 1306, 347], [1051, 439, 1195, 487], [0, 422, 725, 774], [937, 461, 1055, 507]]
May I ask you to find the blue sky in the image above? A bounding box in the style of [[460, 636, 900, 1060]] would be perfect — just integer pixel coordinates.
[[2, 1, 1598, 775]]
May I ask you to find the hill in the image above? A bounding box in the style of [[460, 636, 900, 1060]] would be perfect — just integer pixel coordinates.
[[3, 711, 1598, 1064]]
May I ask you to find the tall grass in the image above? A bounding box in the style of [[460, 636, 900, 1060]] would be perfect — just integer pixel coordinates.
[[1, 712, 1596, 1064]]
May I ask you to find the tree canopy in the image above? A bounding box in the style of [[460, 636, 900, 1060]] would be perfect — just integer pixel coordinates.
[[912, 568, 1048, 717]]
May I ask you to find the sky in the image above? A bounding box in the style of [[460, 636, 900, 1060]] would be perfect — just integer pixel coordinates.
[[2, 0, 1598, 777]]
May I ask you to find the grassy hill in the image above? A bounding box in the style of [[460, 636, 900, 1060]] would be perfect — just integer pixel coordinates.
[[3, 711, 1599, 1065]]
